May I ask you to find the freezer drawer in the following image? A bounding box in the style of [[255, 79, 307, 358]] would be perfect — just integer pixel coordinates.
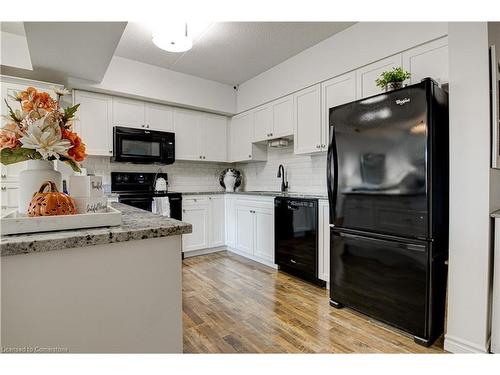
[[330, 230, 428, 338]]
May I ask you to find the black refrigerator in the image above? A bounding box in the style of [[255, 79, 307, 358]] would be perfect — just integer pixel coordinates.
[[327, 78, 448, 346]]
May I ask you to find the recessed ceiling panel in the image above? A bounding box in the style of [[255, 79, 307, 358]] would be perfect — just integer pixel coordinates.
[[115, 22, 355, 85]]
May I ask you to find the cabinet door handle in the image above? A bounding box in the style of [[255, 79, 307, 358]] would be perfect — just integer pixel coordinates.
[[183, 209, 186, 213], [270, 133, 273, 136], [1, 186, 6, 191], [321, 144, 326, 148], [203, 156, 206, 159], [248, 155, 251, 158], [109, 150, 113, 154], [199, 156, 202, 159], [1, 174, 6, 179]]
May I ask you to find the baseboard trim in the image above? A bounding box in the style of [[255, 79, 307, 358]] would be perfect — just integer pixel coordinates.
[[226, 247, 278, 269], [182, 247, 226, 258], [444, 334, 490, 353]]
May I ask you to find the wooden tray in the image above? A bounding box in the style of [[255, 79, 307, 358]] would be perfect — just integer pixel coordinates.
[[0, 206, 122, 235]]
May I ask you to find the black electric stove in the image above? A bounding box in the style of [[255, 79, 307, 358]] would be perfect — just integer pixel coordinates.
[[111, 172, 182, 220]]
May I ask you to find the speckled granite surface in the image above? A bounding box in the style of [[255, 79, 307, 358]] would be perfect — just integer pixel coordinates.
[[180, 191, 328, 199], [1, 203, 192, 257]]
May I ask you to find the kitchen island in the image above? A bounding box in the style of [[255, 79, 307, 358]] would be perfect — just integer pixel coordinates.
[[0, 203, 191, 353]]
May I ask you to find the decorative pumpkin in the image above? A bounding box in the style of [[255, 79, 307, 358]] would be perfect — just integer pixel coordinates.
[[28, 181, 77, 217]]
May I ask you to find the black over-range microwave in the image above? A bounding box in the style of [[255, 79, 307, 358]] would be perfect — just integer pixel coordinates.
[[113, 126, 175, 164]]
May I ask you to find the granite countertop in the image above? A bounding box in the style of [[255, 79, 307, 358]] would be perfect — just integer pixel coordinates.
[[491, 209, 500, 218], [1, 203, 192, 257], [181, 191, 328, 199]]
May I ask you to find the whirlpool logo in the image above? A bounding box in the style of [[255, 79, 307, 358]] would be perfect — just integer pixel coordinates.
[[395, 98, 411, 106]]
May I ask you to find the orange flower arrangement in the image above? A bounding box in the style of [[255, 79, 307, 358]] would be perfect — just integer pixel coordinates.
[[1, 85, 84, 172], [0, 123, 21, 150], [19, 87, 56, 112], [62, 128, 86, 162]]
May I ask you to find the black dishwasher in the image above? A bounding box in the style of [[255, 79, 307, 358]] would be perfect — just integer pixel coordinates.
[[275, 197, 324, 286]]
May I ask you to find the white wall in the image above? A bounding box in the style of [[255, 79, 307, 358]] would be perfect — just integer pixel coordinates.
[[77, 156, 228, 193], [0, 31, 32, 70], [237, 22, 448, 113], [445, 22, 493, 354], [236, 144, 327, 195], [68, 56, 237, 115]]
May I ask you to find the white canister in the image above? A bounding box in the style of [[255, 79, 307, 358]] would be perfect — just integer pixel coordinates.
[[223, 171, 237, 192], [68, 176, 103, 197], [73, 196, 108, 214], [18, 160, 62, 214]]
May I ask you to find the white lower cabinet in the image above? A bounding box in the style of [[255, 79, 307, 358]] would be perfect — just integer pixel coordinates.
[[225, 195, 237, 248], [318, 200, 330, 283], [208, 195, 225, 247], [0, 181, 19, 210], [182, 197, 209, 252], [253, 207, 274, 263], [182, 195, 225, 254], [235, 204, 255, 255], [233, 197, 275, 264]]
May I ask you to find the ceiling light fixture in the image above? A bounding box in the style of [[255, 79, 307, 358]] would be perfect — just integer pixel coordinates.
[[152, 22, 193, 53]]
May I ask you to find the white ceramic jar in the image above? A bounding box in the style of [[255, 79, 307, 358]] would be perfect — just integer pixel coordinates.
[[18, 160, 62, 214], [223, 171, 237, 192]]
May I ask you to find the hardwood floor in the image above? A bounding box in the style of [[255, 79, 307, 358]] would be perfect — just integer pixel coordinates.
[[182, 251, 445, 353]]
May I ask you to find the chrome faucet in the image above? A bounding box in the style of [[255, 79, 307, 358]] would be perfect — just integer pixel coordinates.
[[277, 164, 289, 192]]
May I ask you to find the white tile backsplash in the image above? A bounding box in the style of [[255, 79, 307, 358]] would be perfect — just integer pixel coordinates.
[[235, 143, 327, 194], [71, 156, 229, 193], [59, 142, 327, 195]]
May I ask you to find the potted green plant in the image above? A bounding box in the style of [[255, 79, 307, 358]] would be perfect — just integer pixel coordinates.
[[375, 67, 411, 92]]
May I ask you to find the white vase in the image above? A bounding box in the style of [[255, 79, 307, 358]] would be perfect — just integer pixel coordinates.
[[223, 172, 237, 192], [18, 160, 62, 214]]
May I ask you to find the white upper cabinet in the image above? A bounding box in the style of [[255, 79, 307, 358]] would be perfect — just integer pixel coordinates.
[[74, 90, 113, 157], [272, 95, 294, 138], [403, 37, 449, 86], [252, 95, 294, 143], [174, 109, 228, 162], [356, 54, 403, 98], [202, 113, 227, 162], [112, 97, 146, 129], [230, 112, 252, 161], [321, 72, 357, 152], [253, 104, 273, 142], [145, 102, 174, 132], [229, 112, 266, 162], [293, 84, 322, 155], [173, 108, 203, 161]]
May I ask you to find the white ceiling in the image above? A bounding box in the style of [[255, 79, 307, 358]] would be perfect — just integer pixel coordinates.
[[1, 22, 26, 36], [115, 22, 355, 85]]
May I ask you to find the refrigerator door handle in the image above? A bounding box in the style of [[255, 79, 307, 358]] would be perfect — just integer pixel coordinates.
[[336, 231, 427, 252], [327, 123, 338, 225]]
